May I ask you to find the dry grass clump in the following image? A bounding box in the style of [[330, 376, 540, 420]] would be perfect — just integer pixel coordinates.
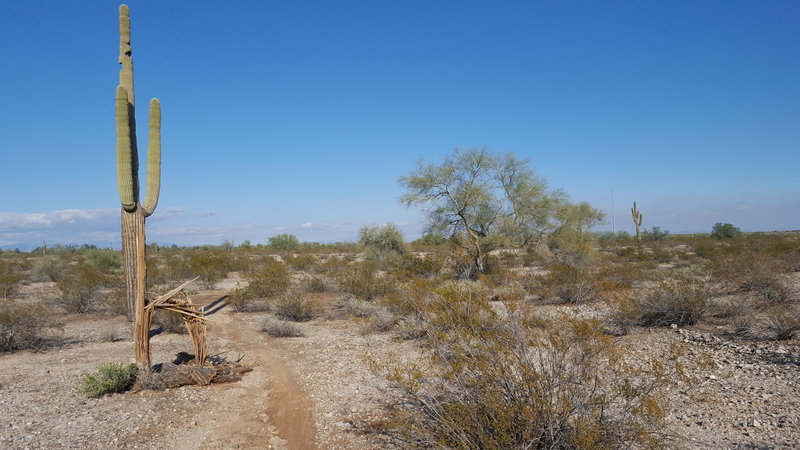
[[303, 276, 328, 293], [260, 316, 305, 337], [0, 303, 52, 352], [377, 282, 676, 449]]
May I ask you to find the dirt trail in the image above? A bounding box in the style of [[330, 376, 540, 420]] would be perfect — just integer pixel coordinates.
[[192, 294, 318, 450]]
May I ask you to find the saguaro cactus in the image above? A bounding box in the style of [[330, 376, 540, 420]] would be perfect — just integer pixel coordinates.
[[631, 201, 643, 245], [117, 4, 161, 366]]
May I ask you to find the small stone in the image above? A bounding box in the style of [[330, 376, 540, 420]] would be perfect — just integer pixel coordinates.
[[752, 419, 761, 427]]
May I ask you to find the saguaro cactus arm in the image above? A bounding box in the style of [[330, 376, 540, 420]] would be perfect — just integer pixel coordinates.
[[142, 98, 161, 216], [116, 86, 137, 211]]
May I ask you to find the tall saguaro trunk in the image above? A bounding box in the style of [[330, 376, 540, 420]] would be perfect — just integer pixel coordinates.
[[116, 4, 161, 366]]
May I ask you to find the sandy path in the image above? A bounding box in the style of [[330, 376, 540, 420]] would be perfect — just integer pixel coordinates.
[[183, 294, 318, 449]]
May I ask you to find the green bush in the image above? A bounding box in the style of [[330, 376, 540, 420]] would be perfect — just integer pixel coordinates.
[[0, 303, 50, 353], [359, 223, 406, 263], [711, 222, 742, 239], [268, 233, 300, 251], [642, 226, 670, 241], [79, 362, 137, 398]]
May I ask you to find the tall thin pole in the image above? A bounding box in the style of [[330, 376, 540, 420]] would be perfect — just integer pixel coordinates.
[[611, 189, 616, 233]]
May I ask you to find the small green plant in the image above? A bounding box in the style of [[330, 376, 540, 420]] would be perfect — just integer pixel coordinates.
[[30, 256, 69, 282], [337, 261, 394, 300], [260, 317, 305, 337], [79, 362, 137, 398], [273, 291, 316, 322], [711, 222, 742, 239], [187, 250, 233, 288]]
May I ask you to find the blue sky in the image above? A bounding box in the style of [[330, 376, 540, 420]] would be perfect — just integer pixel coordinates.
[[1, 1, 798, 249]]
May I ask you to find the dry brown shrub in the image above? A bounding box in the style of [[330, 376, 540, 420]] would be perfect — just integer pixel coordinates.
[[0, 303, 52, 352], [376, 282, 677, 448]]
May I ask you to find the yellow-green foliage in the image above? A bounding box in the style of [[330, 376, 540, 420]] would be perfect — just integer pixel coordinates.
[[379, 282, 675, 448]]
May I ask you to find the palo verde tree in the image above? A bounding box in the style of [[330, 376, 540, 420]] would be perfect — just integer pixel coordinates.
[[116, 4, 161, 365], [400, 148, 584, 277]]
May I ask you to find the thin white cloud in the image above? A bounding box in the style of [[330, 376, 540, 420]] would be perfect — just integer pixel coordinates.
[[300, 222, 313, 228]]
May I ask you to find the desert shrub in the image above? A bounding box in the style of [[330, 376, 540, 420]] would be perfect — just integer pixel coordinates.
[[597, 231, 634, 246], [397, 253, 443, 279], [642, 226, 670, 241], [29, 256, 69, 282], [360, 224, 407, 263], [245, 258, 291, 298], [763, 304, 800, 340], [56, 262, 106, 313], [340, 295, 378, 318], [226, 287, 270, 312], [303, 276, 328, 293], [268, 233, 300, 251], [314, 256, 349, 275], [337, 261, 394, 300], [187, 251, 233, 288], [636, 279, 709, 327], [84, 249, 122, 275], [285, 254, 316, 272], [273, 291, 316, 322], [0, 303, 50, 352], [151, 309, 187, 334], [711, 222, 742, 239], [380, 284, 675, 448], [535, 263, 625, 304], [0, 261, 25, 299], [79, 362, 137, 398], [261, 316, 305, 337]]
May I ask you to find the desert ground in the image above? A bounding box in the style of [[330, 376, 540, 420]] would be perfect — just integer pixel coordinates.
[[1, 235, 799, 449]]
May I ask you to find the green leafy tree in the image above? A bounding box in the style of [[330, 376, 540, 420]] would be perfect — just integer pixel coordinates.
[[400, 149, 579, 277], [711, 222, 742, 239], [268, 233, 301, 251], [550, 202, 606, 252]]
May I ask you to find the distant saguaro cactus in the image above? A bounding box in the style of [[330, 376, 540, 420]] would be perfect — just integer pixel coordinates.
[[117, 4, 161, 366], [631, 201, 643, 245]]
